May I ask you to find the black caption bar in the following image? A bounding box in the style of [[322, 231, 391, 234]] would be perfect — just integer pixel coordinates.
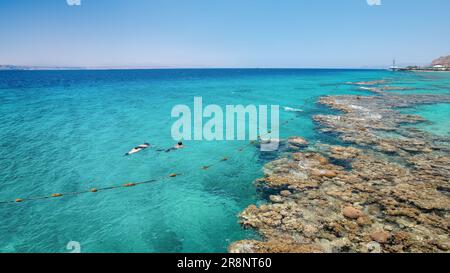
[[0, 253, 444, 272]]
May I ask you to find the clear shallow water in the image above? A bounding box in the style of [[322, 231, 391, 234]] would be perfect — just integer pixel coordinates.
[[0, 69, 449, 253], [400, 103, 450, 136]]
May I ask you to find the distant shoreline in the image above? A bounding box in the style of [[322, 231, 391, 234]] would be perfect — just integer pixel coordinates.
[[0, 67, 387, 71], [409, 70, 450, 73]]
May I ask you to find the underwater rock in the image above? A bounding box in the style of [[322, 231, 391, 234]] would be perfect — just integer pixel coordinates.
[[356, 216, 372, 226], [311, 169, 337, 178], [342, 206, 364, 219], [382, 86, 415, 91], [390, 183, 450, 211], [280, 190, 292, 197], [370, 230, 391, 244], [328, 145, 360, 160], [229, 240, 324, 253], [269, 195, 283, 203], [347, 80, 388, 86], [365, 242, 382, 253], [287, 136, 309, 147], [375, 142, 398, 154]]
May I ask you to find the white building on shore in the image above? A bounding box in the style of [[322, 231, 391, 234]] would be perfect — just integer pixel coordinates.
[[432, 65, 448, 71]]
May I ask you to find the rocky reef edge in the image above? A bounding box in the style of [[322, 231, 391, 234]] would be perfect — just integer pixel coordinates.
[[229, 83, 450, 253]]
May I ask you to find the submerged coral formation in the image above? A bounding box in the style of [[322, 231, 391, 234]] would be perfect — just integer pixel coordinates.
[[230, 83, 450, 253]]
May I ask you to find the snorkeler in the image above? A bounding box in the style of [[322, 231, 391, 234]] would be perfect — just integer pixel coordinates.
[[165, 141, 184, 152], [124, 143, 150, 156]]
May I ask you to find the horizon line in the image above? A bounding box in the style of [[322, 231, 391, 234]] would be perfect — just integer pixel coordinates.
[[0, 65, 389, 71]]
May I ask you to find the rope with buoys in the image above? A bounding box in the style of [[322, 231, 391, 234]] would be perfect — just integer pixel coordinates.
[[199, 142, 254, 170], [0, 141, 260, 205], [0, 173, 181, 205]]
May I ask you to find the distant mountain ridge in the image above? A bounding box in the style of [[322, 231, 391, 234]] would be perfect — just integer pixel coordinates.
[[0, 65, 84, 70], [0, 65, 174, 70], [431, 56, 450, 67]]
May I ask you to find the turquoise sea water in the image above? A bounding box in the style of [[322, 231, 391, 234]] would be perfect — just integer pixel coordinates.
[[0, 69, 449, 253], [400, 103, 450, 136]]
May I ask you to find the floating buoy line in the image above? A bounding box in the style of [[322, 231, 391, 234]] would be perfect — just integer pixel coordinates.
[[0, 142, 261, 205]]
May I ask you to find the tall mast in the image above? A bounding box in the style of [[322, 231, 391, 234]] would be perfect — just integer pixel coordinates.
[[391, 58, 398, 71]]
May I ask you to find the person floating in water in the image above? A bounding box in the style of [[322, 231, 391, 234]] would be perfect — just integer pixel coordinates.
[[165, 141, 184, 152], [124, 143, 150, 156]]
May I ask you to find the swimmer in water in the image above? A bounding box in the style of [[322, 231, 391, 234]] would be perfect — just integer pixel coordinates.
[[165, 141, 184, 152], [175, 141, 184, 149], [125, 143, 150, 156]]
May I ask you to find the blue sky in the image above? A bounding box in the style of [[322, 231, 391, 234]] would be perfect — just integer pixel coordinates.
[[0, 0, 449, 68]]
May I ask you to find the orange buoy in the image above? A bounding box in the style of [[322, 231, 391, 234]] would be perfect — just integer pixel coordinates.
[[51, 193, 62, 198], [90, 188, 98, 192], [123, 183, 136, 187], [169, 173, 177, 177], [15, 198, 23, 203]]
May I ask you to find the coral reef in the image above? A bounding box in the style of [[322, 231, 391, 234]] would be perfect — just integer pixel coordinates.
[[230, 83, 450, 253]]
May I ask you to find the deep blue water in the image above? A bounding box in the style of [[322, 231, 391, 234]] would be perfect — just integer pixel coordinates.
[[0, 69, 448, 252]]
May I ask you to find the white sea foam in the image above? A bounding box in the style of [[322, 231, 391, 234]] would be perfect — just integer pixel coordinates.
[[283, 106, 304, 112]]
